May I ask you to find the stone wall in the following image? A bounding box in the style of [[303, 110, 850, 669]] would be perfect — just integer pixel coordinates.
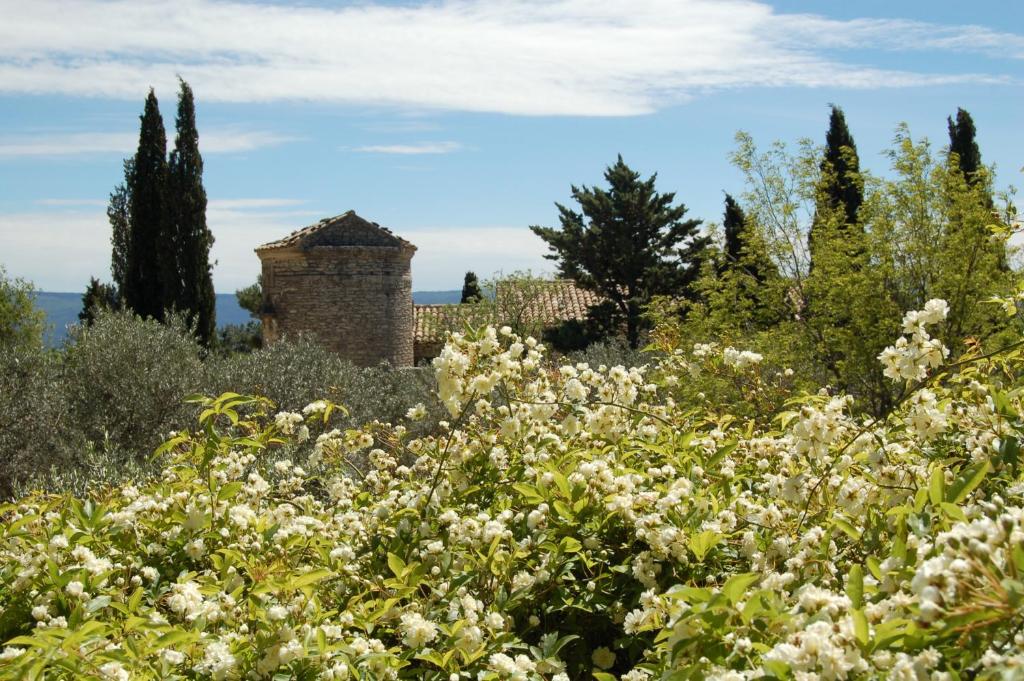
[[260, 245, 415, 367]]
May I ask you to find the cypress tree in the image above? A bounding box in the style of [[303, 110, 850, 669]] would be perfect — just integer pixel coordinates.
[[79, 277, 119, 326], [722, 193, 745, 267], [460, 271, 483, 303], [124, 89, 169, 321], [809, 105, 864, 263], [108, 158, 132, 295], [168, 79, 216, 345], [948, 108, 982, 182]]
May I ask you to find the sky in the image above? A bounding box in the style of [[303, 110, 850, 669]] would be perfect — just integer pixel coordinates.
[[0, 0, 1022, 293]]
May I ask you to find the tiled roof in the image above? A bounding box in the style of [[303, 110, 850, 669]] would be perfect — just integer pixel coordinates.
[[256, 211, 414, 252], [413, 280, 604, 343], [506, 279, 603, 325], [413, 304, 492, 343]]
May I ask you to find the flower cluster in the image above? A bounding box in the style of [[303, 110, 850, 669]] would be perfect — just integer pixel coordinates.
[[1, 300, 1023, 680]]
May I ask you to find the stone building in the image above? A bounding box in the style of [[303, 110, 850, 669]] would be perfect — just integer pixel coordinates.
[[256, 211, 416, 366], [257, 212, 603, 366]]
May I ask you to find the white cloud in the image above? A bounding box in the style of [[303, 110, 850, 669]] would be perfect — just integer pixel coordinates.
[[407, 227, 553, 289], [0, 129, 298, 158], [352, 142, 463, 155], [0, 0, 1017, 117], [0, 206, 549, 293]]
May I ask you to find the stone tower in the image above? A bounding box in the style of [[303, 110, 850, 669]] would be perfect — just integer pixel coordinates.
[[255, 211, 417, 367]]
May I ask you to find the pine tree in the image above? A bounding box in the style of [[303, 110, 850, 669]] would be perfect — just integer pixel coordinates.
[[460, 271, 483, 303], [809, 105, 864, 263], [124, 89, 169, 322], [108, 159, 132, 295], [168, 79, 215, 345], [722, 193, 745, 267], [714, 193, 782, 330], [79, 277, 119, 326], [530, 155, 708, 348], [948, 108, 982, 182]]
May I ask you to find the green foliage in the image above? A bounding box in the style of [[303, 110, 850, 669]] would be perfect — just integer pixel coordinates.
[[61, 311, 204, 461], [168, 78, 216, 346], [0, 313, 445, 495], [531, 155, 709, 348], [216, 321, 262, 355], [0, 266, 45, 351], [124, 88, 169, 322], [111, 81, 216, 344], [78, 277, 119, 326], [3, 306, 1024, 678], [716, 124, 1018, 415], [948, 107, 982, 181], [108, 159, 132, 294], [235, 275, 263, 319], [461, 271, 483, 303], [0, 345, 81, 498], [814, 104, 863, 234]]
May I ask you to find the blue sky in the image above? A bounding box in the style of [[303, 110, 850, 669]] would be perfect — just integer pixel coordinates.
[[0, 0, 1021, 292]]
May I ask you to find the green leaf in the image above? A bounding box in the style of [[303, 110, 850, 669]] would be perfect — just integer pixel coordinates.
[[722, 573, 759, 605], [511, 483, 544, 503], [832, 516, 861, 541], [688, 530, 721, 562], [288, 569, 334, 590], [217, 481, 244, 501], [948, 459, 990, 504], [846, 565, 864, 609], [387, 553, 406, 579], [154, 630, 196, 648], [85, 595, 111, 613], [866, 555, 882, 580], [560, 536, 582, 554], [593, 673, 617, 681], [852, 608, 869, 646], [928, 467, 944, 506], [762, 659, 791, 678]]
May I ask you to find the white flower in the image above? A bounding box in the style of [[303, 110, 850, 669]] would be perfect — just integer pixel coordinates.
[[99, 662, 129, 681], [406, 403, 427, 421], [65, 581, 84, 598], [400, 612, 438, 648]]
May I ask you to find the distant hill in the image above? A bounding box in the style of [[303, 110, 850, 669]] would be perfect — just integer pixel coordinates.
[[35, 289, 462, 345]]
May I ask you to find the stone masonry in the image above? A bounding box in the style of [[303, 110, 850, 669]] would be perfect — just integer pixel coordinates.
[[256, 211, 416, 367]]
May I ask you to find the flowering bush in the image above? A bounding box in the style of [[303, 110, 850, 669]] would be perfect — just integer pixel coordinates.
[[2, 301, 1024, 680]]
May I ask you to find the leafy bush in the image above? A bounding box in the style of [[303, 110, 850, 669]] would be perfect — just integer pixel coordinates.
[[205, 337, 443, 438], [61, 311, 203, 461], [0, 346, 81, 498], [1, 313, 446, 495], [2, 300, 1024, 679]]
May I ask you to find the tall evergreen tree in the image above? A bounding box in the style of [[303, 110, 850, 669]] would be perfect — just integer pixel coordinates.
[[168, 79, 216, 345], [108, 159, 133, 295], [809, 105, 864, 263], [721, 193, 777, 283], [722, 193, 745, 267], [947, 108, 982, 182], [124, 89, 169, 322], [460, 271, 483, 303], [530, 155, 708, 348], [79, 277, 119, 326]]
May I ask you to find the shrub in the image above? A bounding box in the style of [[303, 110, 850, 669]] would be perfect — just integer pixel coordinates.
[[204, 337, 443, 437], [2, 300, 1024, 679], [0, 346, 80, 498], [60, 311, 204, 461]]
